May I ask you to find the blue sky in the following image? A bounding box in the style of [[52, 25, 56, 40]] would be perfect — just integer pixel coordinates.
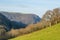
[[0, 0, 60, 17]]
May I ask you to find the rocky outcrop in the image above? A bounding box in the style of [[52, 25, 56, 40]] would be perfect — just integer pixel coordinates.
[[42, 8, 60, 27]]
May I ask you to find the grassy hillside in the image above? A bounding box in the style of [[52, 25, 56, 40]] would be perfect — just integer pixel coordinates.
[[10, 23, 60, 40]]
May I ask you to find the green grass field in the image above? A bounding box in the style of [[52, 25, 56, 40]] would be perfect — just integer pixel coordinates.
[[10, 23, 60, 40]]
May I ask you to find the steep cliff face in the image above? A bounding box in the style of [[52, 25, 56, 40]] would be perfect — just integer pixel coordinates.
[[0, 11, 41, 29]]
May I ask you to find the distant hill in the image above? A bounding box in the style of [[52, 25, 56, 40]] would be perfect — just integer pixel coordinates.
[[0, 11, 41, 30], [10, 23, 60, 40]]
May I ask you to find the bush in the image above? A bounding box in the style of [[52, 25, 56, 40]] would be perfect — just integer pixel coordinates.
[[0, 25, 8, 40]]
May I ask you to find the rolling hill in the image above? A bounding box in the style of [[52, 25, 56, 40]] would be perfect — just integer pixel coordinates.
[[10, 23, 60, 40]]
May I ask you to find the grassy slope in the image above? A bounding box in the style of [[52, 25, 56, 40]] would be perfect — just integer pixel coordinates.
[[10, 23, 60, 40]]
